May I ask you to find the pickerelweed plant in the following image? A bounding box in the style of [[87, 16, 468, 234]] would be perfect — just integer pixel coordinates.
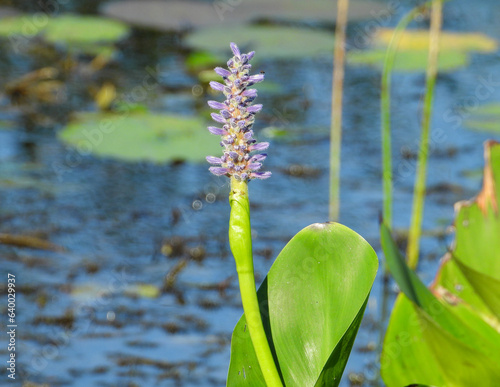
[[205, 43, 378, 387]]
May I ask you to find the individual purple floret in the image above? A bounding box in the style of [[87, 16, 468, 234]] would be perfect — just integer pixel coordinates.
[[206, 43, 271, 181]]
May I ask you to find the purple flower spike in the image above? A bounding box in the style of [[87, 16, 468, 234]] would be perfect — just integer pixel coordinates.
[[247, 163, 262, 171], [250, 154, 267, 162], [248, 74, 265, 85], [214, 67, 231, 78], [207, 100, 227, 110], [230, 42, 240, 57], [211, 113, 226, 124], [209, 167, 230, 176], [206, 156, 223, 164], [251, 171, 272, 179], [205, 43, 271, 182], [242, 89, 257, 98], [209, 81, 225, 92], [207, 126, 227, 135], [247, 104, 263, 113], [250, 142, 269, 151], [221, 110, 232, 119]]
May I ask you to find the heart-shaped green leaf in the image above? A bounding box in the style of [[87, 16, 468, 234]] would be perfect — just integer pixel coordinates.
[[227, 222, 378, 386]]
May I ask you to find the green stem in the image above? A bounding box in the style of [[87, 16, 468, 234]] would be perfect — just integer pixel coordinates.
[[329, 0, 349, 221], [406, 0, 443, 269], [381, 4, 430, 231], [229, 177, 283, 387]]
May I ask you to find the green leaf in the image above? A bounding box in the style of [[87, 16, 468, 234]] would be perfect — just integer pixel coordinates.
[[58, 111, 221, 163], [380, 224, 493, 342], [464, 103, 500, 133], [374, 28, 497, 52], [43, 15, 129, 45], [437, 141, 500, 320], [101, 0, 387, 32], [384, 309, 500, 387], [186, 51, 225, 72], [453, 259, 500, 320], [0, 14, 128, 43], [453, 142, 500, 279], [381, 294, 445, 387], [381, 227, 500, 386], [381, 142, 500, 386], [433, 257, 498, 326], [0, 14, 129, 56], [227, 222, 378, 386], [186, 26, 335, 62], [348, 28, 497, 72], [348, 49, 468, 72]]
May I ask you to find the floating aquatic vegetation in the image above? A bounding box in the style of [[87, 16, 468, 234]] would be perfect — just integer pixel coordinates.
[[348, 28, 498, 72], [186, 51, 225, 72], [58, 112, 221, 163], [72, 283, 160, 299], [376, 28, 497, 52], [186, 25, 334, 62], [0, 14, 129, 56], [465, 102, 500, 133], [101, 0, 386, 32], [349, 48, 469, 72]]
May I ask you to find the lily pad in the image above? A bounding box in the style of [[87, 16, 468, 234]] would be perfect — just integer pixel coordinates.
[[465, 103, 500, 133], [101, 0, 387, 32], [186, 51, 225, 72], [58, 112, 221, 163], [348, 28, 498, 72], [0, 14, 129, 56], [348, 49, 469, 72], [236, 0, 388, 24], [374, 28, 498, 52], [102, 1, 231, 32], [43, 15, 129, 45], [185, 25, 334, 62]]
